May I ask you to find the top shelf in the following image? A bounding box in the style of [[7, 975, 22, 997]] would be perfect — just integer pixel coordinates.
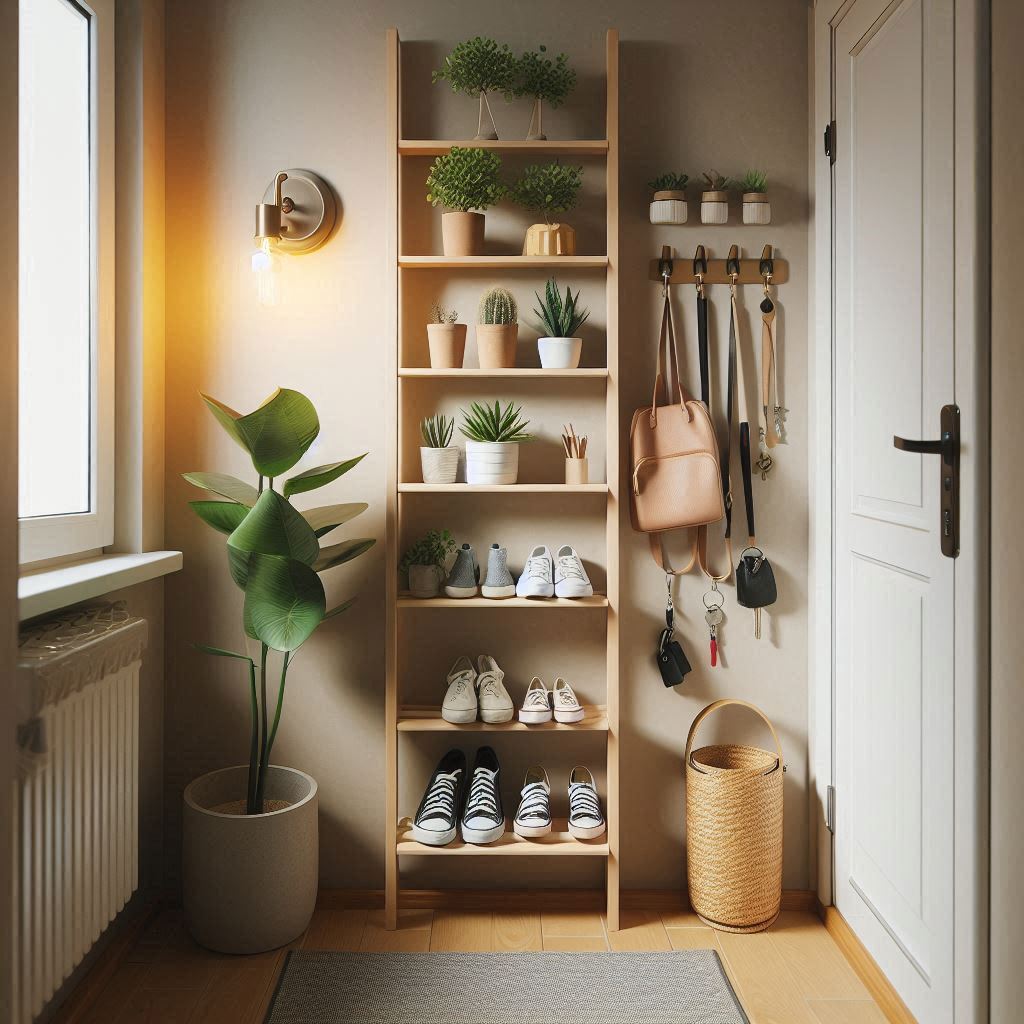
[[399, 139, 609, 156]]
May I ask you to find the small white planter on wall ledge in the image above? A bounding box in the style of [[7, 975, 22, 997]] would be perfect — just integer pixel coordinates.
[[538, 336, 582, 370], [742, 192, 772, 224], [465, 440, 519, 485], [420, 445, 459, 484], [649, 190, 688, 225], [700, 190, 730, 224]]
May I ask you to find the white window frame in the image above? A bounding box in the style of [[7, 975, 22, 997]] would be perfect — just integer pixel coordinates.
[[18, 0, 115, 565]]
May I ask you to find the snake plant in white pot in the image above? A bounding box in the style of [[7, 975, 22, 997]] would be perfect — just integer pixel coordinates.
[[181, 387, 375, 954], [420, 413, 459, 484], [533, 277, 589, 370], [460, 400, 533, 485]]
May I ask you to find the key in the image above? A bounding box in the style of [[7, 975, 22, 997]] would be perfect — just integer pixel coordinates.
[[705, 606, 723, 667], [753, 607, 762, 640]]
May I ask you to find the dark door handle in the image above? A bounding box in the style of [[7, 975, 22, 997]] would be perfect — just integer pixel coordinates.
[[892, 433, 953, 461]]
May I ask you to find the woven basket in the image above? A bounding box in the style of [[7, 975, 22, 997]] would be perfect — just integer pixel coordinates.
[[685, 699, 784, 933]]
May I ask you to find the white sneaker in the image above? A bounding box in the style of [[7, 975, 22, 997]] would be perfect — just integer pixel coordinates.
[[552, 677, 585, 723], [441, 657, 478, 724], [518, 677, 552, 724], [515, 545, 554, 598], [568, 766, 606, 840], [475, 655, 514, 723], [514, 766, 552, 837], [554, 545, 593, 598]]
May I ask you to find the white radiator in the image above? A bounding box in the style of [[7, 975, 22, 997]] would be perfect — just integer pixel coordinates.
[[14, 604, 147, 1024]]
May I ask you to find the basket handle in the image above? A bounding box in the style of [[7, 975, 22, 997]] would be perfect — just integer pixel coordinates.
[[684, 698, 784, 768]]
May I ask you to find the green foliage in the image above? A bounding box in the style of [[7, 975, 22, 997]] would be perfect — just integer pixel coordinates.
[[400, 529, 456, 573], [429, 302, 459, 324], [432, 37, 517, 97], [425, 147, 506, 213], [648, 171, 689, 193], [421, 414, 455, 449], [514, 46, 576, 106], [532, 278, 590, 338], [460, 400, 533, 444], [478, 287, 518, 325], [509, 162, 583, 223], [701, 169, 729, 192], [185, 390, 375, 813], [734, 169, 768, 193]]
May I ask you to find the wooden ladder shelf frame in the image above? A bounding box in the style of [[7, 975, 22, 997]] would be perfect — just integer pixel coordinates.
[[384, 27, 620, 930]]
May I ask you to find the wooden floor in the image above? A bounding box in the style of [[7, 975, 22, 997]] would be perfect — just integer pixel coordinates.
[[73, 904, 888, 1024]]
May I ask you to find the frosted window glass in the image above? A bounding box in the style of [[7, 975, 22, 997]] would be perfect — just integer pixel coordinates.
[[18, 0, 92, 519]]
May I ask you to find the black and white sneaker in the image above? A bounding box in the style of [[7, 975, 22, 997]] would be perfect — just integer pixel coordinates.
[[568, 766, 606, 840], [514, 766, 552, 837], [411, 749, 466, 847], [461, 746, 505, 845]]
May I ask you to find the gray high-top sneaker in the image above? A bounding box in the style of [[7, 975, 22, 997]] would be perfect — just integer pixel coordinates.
[[444, 543, 479, 598], [481, 543, 515, 599]]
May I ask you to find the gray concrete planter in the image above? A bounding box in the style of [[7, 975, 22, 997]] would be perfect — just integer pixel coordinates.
[[183, 765, 318, 954]]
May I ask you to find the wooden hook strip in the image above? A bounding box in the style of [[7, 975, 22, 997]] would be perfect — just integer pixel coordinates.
[[649, 250, 789, 286]]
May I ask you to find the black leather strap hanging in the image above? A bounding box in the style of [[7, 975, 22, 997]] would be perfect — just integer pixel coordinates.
[[694, 246, 710, 407]]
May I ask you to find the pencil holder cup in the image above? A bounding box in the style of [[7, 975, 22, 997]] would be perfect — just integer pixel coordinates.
[[565, 458, 589, 485]]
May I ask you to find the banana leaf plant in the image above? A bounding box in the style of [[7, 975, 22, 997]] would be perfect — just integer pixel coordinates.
[[184, 388, 375, 814]]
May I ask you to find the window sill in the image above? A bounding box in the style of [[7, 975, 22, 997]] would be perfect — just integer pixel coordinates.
[[19, 550, 183, 622]]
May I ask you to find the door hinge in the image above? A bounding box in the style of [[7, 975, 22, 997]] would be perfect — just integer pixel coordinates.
[[824, 120, 837, 165], [826, 785, 836, 834]]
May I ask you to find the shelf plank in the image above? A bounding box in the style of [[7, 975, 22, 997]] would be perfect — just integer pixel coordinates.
[[399, 368, 608, 379], [399, 256, 609, 270], [398, 483, 607, 494], [398, 705, 609, 732], [397, 819, 609, 856], [399, 139, 609, 156], [398, 594, 608, 610]]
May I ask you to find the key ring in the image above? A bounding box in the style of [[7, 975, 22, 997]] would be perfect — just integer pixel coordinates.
[[703, 586, 725, 612]]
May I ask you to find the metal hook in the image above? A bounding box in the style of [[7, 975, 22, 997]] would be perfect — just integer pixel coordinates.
[[693, 244, 707, 299], [727, 245, 740, 291], [760, 244, 774, 296], [658, 244, 674, 296]]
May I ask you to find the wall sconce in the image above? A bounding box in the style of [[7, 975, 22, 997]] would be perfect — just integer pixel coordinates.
[[252, 168, 337, 306]]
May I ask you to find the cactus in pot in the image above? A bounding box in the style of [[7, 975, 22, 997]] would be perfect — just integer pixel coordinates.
[[426, 301, 466, 368], [476, 286, 519, 369]]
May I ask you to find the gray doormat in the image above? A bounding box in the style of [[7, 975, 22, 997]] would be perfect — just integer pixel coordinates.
[[265, 949, 750, 1024]]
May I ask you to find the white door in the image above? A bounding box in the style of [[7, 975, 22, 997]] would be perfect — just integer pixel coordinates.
[[832, 0, 956, 1021]]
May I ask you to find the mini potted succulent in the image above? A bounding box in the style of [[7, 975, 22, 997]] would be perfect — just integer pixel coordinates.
[[401, 528, 457, 598], [700, 170, 730, 224], [460, 400, 533, 485], [513, 45, 576, 141], [420, 413, 459, 485], [426, 147, 506, 257], [476, 286, 518, 369], [648, 172, 689, 225], [510, 161, 583, 256], [432, 36, 517, 140], [427, 302, 466, 368], [737, 169, 771, 224], [532, 277, 589, 370]]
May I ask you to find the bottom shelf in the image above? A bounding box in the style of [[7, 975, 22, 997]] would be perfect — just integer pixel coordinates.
[[396, 818, 608, 857]]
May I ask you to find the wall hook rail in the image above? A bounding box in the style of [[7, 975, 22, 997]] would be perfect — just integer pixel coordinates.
[[649, 245, 789, 286]]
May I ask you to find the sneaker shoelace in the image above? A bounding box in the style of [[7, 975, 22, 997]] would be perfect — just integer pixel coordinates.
[[557, 555, 587, 582], [525, 555, 552, 583], [523, 687, 549, 709], [447, 669, 474, 700], [419, 770, 461, 823], [517, 782, 550, 822], [556, 687, 579, 708], [465, 769, 499, 823], [476, 670, 504, 701], [569, 782, 602, 823]]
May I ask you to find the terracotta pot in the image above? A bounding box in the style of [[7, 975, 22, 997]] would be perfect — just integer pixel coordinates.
[[565, 458, 589, 485], [650, 190, 688, 225], [538, 336, 582, 369], [408, 563, 443, 598], [523, 222, 576, 256], [742, 192, 771, 225], [183, 765, 317, 954], [700, 191, 729, 225], [465, 440, 519, 485], [476, 323, 518, 368], [420, 445, 459, 484], [441, 211, 485, 257], [427, 323, 467, 368]]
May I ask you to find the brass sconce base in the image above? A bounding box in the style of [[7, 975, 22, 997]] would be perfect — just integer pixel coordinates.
[[261, 169, 337, 254]]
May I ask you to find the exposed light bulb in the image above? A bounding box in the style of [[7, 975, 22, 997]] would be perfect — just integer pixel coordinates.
[[252, 236, 281, 307]]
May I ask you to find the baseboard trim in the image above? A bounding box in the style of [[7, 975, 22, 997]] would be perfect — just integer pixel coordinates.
[[818, 903, 918, 1024]]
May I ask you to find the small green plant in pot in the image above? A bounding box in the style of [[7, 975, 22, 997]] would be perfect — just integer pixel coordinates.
[[426, 302, 466, 368], [514, 45, 576, 140], [432, 36, 517, 140], [510, 161, 584, 256], [460, 400, 533, 485], [533, 278, 590, 369], [476, 286, 519, 369], [700, 169, 730, 224], [735, 169, 770, 225], [401, 528, 457, 598], [420, 413, 459, 485], [426, 147, 506, 257], [648, 171, 689, 225], [181, 387, 375, 953]]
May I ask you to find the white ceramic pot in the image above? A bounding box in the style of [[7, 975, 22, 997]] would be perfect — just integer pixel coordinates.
[[183, 765, 318, 954], [649, 190, 688, 225], [742, 192, 771, 224], [465, 440, 519, 485], [538, 336, 582, 370], [420, 446, 459, 484], [408, 563, 443, 598], [700, 190, 730, 224]]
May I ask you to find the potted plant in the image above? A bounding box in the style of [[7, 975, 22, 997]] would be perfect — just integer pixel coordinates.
[[510, 161, 583, 256], [648, 172, 689, 225], [427, 302, 466, 368], [426, 147, 505, 257], [460, 400, 533, 485], [182, 388, 374, 954], [737, 169, 771, 224], [700, 170, 730, 224], [476, 286, 519, 369], [513, 45, 576, 141], [532, 277, 589, 369], [432, 36, 517, 140], [420, 413, 459, 484], [401, 528, 456, 598]]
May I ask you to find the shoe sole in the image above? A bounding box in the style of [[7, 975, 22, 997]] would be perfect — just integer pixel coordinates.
[[479, 708, 514, 723], [554, 708, 585, 723], [445, 585, 479, 598], [515, 585, 555, 598], [569, 822, 606, 840], [514, 820, 552, 838], [461, 822, 506, 844], [518, 709, 553, 724], [554, 584, 594, 599], [411, 824, 457, 846], [441, 707, 478, 724], [481, 585, 516, 599]]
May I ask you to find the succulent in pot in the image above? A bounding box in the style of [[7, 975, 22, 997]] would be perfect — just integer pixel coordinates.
[[401, 528, 457, 598], [648, 171, 689, 225], [737, 169, 771, 225], [420, 413, 459, 485], [432, 36, 517, 140], [426, 147, 506, 257], [460, 400, 533, 485], [476, 286, 519, 369], [532, 277, 589, 370], [513, 45, 576, 141], [510, 161, 583, 256], [700, 170, 730, 224], [426, 302, 466, 369], [182, 388, 375, 953]]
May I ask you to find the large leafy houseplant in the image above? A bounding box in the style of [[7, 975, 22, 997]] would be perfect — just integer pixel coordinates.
[[425, 147, 506, 213], [185, 388, 374, 814], [510, 162, 584, 224], [432, 37, 517, 139]]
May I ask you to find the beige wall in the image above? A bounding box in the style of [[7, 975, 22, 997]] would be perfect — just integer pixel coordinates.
[[164, 0, 810, 891]]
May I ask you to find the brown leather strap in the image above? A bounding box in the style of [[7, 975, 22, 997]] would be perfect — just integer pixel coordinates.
[[650, 291, 693, 425], [684, 698, 784, 771]]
